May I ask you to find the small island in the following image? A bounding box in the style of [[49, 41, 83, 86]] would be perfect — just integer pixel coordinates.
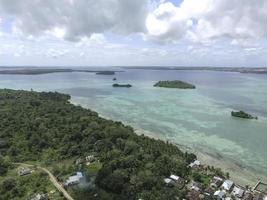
[[113, 83, 132, 88], [154, 80, 196, 89], [95, 71, 115, 75], [231, 110, 258, 119]]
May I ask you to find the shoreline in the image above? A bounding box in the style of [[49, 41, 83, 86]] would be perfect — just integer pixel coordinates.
[[134, 129, 264, 188], [70, 97, 266, 188]]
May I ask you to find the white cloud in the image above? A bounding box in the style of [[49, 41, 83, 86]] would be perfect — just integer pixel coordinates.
[[146, 0, 267, 45], [0, 0, 149, 41]]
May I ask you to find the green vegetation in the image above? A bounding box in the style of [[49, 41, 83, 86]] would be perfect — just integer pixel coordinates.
[[0, 155, 12, 176], [0, 169, 64, 200], [112, 83, 132, 88], [154, 80, 196, 89], [0, 89, 223, 199], [231, 110, 257, 119], [96, 71, 115, 75]]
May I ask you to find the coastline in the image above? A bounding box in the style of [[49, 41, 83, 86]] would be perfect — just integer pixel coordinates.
[[134, 129, 263, 188], [70, 97, 265, 188]]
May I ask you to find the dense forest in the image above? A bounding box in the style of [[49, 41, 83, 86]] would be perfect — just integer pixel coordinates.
[[0, 89, 215, 200]]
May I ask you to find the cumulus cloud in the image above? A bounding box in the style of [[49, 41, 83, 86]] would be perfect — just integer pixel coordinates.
[[0, 0, 149, 41], [1, 0, 267, 46], [146, 0, 267, 45]]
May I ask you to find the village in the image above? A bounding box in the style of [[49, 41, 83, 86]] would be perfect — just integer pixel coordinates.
[[164, 160, 267, 200], [16, 154, 267, 200]]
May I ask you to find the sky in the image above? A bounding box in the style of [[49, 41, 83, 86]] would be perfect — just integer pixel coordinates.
[[0, 0, 267, 67]]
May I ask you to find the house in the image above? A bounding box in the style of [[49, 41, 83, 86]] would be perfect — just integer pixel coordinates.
[[214, 190, 225, 199], [189, 160, 201, 168], [233, 186, 245, 198], [222, 180, 234, 191], [170, 174, 180, 182], [225, 197, 233, 200], [17, 167, 31, 176], [65, 172, 83, 186], [244, 192, 254, 200], [164, 178, 173, 184], [211, 176, 224, 188]]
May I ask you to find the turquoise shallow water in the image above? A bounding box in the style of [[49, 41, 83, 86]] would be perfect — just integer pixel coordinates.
[[0, 69, 267, 179]]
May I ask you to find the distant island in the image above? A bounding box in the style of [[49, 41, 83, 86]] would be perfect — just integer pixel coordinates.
[[95, 71, 115, 75], [0, 68, 122, 75], [113, 83, 132, 88], [154, 80, 196, 89], [124, 66, 267, 74], [231, 110, 258, 119]]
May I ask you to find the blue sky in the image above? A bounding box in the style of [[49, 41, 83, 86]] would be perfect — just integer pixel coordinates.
[[0, 0, 267, 67]]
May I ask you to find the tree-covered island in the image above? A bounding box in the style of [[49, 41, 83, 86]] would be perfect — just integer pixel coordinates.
[[112, 83, 132, 88], [231, 110, 258, 119], [154, 80, 196, 89], [96, 71, 115, 75]]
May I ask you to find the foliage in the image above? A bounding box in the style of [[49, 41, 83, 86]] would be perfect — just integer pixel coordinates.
[[231, 110, 257, 119], [154, 80, 196, 89], [0, 89, 195, 199], [112, 83, 132, 88], [0, 155, 12, 176], [0, 171, 63, 200]]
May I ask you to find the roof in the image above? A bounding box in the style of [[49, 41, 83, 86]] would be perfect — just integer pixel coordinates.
[[222, 180, 234, 191], [214, 190, 225, 199], [67, 175, 80, 184], [170, 174, 180, 181], [76, 172, 83, 177], [164, 178, 172, 184], [189, 160, 201, 168], [66, 172, 83, 185], [17, 167, 31, 176], [233, 186, 245, 197], [213, 176, 223, 182]]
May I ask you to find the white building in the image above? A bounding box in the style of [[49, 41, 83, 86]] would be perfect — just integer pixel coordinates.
[[17, 167, 31, 176], [189, 160, 201, 168], [214, 190, 225, 199], [164, 178, 173, 184], [222, 180, 234, 191], [65, 172, 83, 186], [233, 186, 245, 198], [170, 174, 180, 182]]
